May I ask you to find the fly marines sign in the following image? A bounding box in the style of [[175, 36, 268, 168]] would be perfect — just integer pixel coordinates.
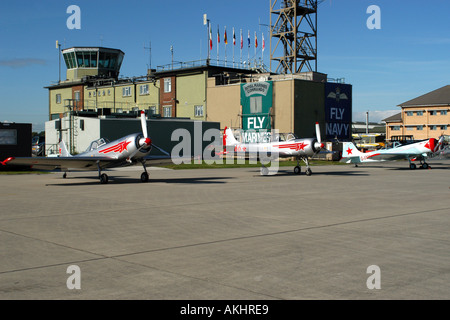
[[325, 83, 352, 140]]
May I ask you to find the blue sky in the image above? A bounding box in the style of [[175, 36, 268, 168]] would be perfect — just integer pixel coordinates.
[[1, 0, 449, 131]]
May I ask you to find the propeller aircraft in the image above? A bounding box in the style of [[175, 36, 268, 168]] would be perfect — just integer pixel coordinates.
[[223, 122, 325, 176], [1, 111, 170, 184], [340, 136, 445, 169]]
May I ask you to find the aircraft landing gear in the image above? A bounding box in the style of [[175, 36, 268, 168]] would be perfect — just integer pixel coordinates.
[[421, 162, 430, 169], [100, 173, 109, 184], [141, 172, 149, 182], [409, 162, 416, 170], [296, 157, 313, 176], [140, 159, 149, 182], [63, 172, 67, 179]]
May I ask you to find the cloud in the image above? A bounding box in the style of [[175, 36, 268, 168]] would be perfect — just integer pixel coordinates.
[[0, 58, 46, 68], [353, 110, 399, 123]]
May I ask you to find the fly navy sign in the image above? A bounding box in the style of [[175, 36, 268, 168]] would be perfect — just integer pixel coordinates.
[[324, 83, 352, 140]]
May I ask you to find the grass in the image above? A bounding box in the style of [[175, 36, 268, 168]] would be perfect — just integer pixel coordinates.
[[0, 170, 52, 175]]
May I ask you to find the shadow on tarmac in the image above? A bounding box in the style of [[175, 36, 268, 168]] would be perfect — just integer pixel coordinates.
[[45, 175, 232, 186], [252, 168, 370, 177]]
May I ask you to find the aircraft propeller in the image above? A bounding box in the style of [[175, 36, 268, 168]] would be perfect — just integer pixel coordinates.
[[137, 111, 170, 156], [314, 122, 325, 151]]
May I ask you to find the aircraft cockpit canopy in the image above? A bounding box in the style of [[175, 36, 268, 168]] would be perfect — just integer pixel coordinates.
[[275, 133, 298, 142], [86, 138, 110, 152]]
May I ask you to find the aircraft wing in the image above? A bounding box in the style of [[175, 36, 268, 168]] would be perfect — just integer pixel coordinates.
[[1, 156, 123, 171], [361, 151, 425, 161]]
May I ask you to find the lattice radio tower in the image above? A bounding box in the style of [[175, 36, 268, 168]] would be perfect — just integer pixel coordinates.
[[270, 0, 321, 74]]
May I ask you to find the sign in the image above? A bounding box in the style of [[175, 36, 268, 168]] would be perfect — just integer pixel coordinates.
[[325, 83, 352, 140], [241, 81, 273, 142]]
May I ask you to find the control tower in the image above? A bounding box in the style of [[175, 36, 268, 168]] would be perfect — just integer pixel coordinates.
[[270, 0, 318, 74], [62, 47, 125, 81]]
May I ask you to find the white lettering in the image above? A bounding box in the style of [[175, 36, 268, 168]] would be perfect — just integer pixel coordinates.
[[366, 5, 381, 30], [66, 265, 81, 290], [366, 265, 381, 289], [66, 5, 81, 30]]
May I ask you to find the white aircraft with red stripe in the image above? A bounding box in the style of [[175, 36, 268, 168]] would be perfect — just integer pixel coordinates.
[[1, 111, 169, 184], [223, 122, 324, 175], [340, 136, 444, 169]]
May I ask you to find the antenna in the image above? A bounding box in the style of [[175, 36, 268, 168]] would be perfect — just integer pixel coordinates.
[[144, 41, 152, 70]]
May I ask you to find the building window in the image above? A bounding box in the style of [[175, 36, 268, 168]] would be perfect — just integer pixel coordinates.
[[56, 94, 62, 104], [164, 78, 172, 93], [441, 110, 448, 115], [74, 91, 81, 101], [416, 111, 423, 116], [0, 129, 17, 145], [417, 125, 423, 130], [108, 89, 111, 96], [140, 84, 149, 95], [430, 110, 437, 116], [122, 87, 132, 97], [406, 126, 414, 131], [441, 125, 448, 130], [406, 111, 413, 116], [391, 126, 400, 131], [430, 125, 437, 131], [194, 105, 204, 117], [148, 106, 157, 115], [163, 106, 172, 117]]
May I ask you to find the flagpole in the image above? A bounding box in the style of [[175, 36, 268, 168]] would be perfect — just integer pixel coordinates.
[[240, 29, 243, 67], [232, 27, 235, 68], [217, 24, 219, 65], [247, 30, 250, 68], [224, 26, 227, 67]]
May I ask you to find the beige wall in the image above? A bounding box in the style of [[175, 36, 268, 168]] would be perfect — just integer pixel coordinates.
[[206, 78, 241, 129], [386, 106, 450, 140], [49, 87, 73, 118], [177, 73, 207, 120], [272, 80, 295, 133]]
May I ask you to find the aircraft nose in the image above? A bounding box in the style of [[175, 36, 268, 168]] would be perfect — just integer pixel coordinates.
[[139, 137, 152, 148]]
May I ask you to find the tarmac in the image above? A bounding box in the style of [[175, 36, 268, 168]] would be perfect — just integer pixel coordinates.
[[0, 158, 449, 300]]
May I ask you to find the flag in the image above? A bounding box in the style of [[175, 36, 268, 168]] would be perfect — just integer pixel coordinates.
[[233, 27, 236, 46], [224, 26, 228, 45], [255, 31, 258, 48], [248, 30, 250, 48], [240, 29, 243, 49], [209, 25, 213, 50], [217, 25, 220, 44], [262, 33, 265, 52]]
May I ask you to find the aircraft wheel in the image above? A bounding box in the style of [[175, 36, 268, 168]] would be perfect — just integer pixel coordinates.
[[306, 168, 312, 176], [141, 172, 149, 182], [294, 166, 301, 175], [260, 166, 269, 176], [421, 163, 429, 169], [100, 173, 109, 184], [409, 163, 416, 170]]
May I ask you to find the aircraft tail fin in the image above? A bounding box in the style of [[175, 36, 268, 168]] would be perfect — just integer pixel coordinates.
[[59, 140, 72, 157], [223, 127, 239, 146], [341, 142, 363, 162]]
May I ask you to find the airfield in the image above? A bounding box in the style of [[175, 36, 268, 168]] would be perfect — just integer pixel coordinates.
[[0, 158, 449, 300]]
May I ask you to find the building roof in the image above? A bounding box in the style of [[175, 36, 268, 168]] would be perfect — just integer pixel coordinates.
[[398, 85, 450, 107], [382, 112, 402, 123]]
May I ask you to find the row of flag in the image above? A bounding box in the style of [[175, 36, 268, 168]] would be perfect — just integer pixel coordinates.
[[209, 26, 265, 52]]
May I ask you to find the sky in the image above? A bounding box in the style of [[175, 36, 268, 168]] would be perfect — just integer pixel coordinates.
[[1, 0, 449, 132]]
